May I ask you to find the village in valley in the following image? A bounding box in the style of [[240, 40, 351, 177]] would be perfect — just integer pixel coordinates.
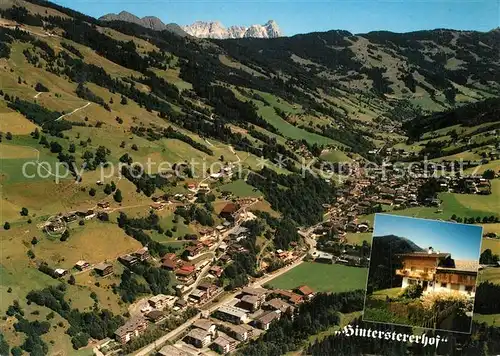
[[29, 139, 499, 355], [0, 2, 500, 355]]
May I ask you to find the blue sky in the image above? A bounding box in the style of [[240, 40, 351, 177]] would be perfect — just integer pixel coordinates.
[[373, 214, 483, 261], [52, 0, 499, 35]]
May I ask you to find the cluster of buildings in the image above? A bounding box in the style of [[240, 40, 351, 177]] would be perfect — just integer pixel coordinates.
[[176, 285, 314, 354]]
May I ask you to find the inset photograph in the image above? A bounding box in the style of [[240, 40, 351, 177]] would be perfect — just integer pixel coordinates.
[[363, 214, 483, 333]]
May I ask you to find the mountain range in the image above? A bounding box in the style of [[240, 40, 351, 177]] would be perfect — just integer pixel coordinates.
[[182, 20, 282, 39], [99, 11, 186, 35], [99, 11, 282, 39]]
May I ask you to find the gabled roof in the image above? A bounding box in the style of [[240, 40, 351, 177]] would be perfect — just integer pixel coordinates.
[[397, 252, 450, 258], [193, 319, 214, 331], [257, 311, 280, 325], [296, 285, 314, 296]]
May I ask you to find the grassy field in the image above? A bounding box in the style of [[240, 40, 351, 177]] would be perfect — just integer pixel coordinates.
[[481, 238, 500, 254], [345, 232, 372, 246], [474, 313, 500, 326], [453, 180, 500, 214], [34, 221, 142, 268], [479, 267, 500, 284], [218, 179, 263, 197], [266, 262, 367, 293], [361, 191, 498, 226], [320, 150, 353, 163]]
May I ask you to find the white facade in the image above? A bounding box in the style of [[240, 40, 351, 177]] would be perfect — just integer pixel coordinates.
[[401, 277, 475, 297]]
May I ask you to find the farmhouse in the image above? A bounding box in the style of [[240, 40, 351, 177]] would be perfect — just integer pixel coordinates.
[[94, 262, 113, 276], [294, 285, 314, 299], [396, 247, 478, 297], [219, 203, 239, 220]]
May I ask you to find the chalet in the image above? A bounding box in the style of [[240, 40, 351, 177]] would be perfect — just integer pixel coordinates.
[[226, 324, 253, 341], [229, 226, 249, 240], [189, 289, 208, 303], [54, 268, 67, 278], [161, 253, 179, 270], [175, 298, 188, 309], [201, 239, 215, 249], [145, 310, 165, 323], [148, 294, 177, 310], [219, 203, 239, 220], [185, 328, 211, 348], [162, 257, 177, 270], [241, 287, 267, 304], [214, 305, 248, 324], [193, 319, 216, 335], [94, 262, 113, 276], [263, 298, 295, 315], [396, 247, 478, 297], [212, 335, 238, 354], [74, 260, 90, 271], [199, 227, 217, 240], [256, 311, 281, 330], [198, 283, 219, 298], [114, 316, 148, 344], [134, 247, 150, 261], [118, 254, 138, 267], [185, 243, 205, 258], [239, 295, 260, 312], [150, 202, 166, 211], [294, 285, 314, 299], [175, 264, 196, 284], [209, 265, 224, 277], [97, 202, 110, 209], [272, 290, 304, 305]]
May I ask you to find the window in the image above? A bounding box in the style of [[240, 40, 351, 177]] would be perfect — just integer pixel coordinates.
[[410, 267, 416, 272], [423, 267, 429, 273], [441, 283, 447, 288]]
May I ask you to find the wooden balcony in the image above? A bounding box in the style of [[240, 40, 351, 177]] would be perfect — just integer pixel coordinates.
[[435, 272, 477, 286], [395, 269, 434, 281]]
